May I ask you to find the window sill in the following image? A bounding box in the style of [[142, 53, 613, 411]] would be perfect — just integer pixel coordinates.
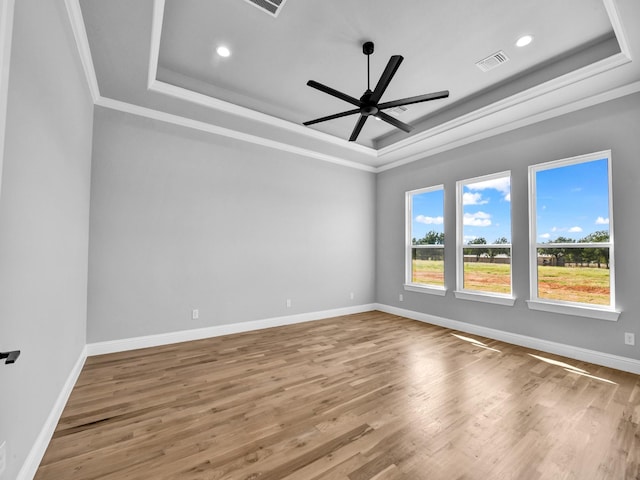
[[526, 300, 620, 322], [454, 290, 516, 306], [404, 284, 447, 296]]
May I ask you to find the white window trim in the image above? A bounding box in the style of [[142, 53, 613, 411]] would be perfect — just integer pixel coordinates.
[[454, 289, 516, 306], [528, 149, 619, 320], [456, 170, 515, 304], [404, 283, 447, 296], [405, 184, 447, 294]]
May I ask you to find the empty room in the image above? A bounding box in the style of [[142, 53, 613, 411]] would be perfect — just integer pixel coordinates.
[[2, 0, 640, 479]]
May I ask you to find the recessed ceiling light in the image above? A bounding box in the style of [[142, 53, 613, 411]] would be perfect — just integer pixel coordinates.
[[216, 45, 231, 58], [516, 35, 533, 47]]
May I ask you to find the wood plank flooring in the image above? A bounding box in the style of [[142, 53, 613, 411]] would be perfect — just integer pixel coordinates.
[[35, 311, 640, 479]]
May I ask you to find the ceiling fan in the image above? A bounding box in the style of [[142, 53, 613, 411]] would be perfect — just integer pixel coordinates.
[[303, 41, 450, 142]]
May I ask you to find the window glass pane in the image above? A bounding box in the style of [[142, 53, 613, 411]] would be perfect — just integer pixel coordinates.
[[411, 190, 444, 244], [536, 247, 610, 305], [409, 188, 444, 287], [459, 173, 511, 295], [412, 247, 444, 286], [536, 158, 609, 242], [462, 175, 511, 244], [463, 247, 511, 293]]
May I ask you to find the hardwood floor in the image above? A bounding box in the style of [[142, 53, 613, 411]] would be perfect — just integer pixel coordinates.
[[35, 311, 640, 480]]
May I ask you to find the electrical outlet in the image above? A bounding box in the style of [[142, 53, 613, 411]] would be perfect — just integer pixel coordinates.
[[192, 309, 199, 320], [399, 294, 404, 302], [624, 332, 635, 346], [0, 441, 7, 476], [286, 299, 292, 308], [349, 292, 355, 300]]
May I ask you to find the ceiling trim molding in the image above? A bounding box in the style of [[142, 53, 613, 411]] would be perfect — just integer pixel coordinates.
[[63, 0, 100, 102], [604, 0, 632, 59], [148, 79, 377, 157], [377, 52, 632, 163], [147, 0, 164, 89], [147, 0, 375, 158], [65, 0, 639, 174], [0, 0, 15, 200], [377, 80, 640, 173], [95, 96, 377, 173]]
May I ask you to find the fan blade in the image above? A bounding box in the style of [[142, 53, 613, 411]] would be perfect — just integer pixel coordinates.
[[376, 111, 413, 133], [349, 115, 368, 142], [370, 55, 403, 104], [378, 90, 449, 110], [303, 108, 361, 126], [307, 80, 361, 107]]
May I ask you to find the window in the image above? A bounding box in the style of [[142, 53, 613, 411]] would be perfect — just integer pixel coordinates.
[[528, 150, 618, 320], [456, 171, 514, 305], [405, 185, 445, 294]]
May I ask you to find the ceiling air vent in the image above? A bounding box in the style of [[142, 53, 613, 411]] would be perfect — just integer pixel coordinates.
[[388, 105, 408, 117], [475, 51, 509, 72], [243, 0, 287, 17]]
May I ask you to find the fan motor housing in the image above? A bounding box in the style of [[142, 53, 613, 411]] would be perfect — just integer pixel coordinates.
[[361, 105, 378, 116]]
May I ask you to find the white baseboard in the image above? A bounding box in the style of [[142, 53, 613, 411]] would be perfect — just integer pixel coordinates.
[[86, 304, 377, 356], [375, 303, 640, 375], [17, 347, 88, 480]]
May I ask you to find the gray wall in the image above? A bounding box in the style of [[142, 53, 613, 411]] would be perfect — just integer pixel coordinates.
[[376, 93, 640, 359], [87, 108, 376, 343], [0, 0, 93, 478]]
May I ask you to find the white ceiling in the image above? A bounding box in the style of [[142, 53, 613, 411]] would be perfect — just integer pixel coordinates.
[[75, 0, 640, 170]]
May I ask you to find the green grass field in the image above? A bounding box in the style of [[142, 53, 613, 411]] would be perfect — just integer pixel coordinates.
[[412, 260, 610, 304]]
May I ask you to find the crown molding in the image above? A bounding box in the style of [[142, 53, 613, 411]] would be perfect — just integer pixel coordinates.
[[95, 96, 377, 172], [148, 79, 377, 157], [65, 0, 639, 173], [63, 0, 100, 102], [147, 0, 375, 158], [376, 80, 640, 172]]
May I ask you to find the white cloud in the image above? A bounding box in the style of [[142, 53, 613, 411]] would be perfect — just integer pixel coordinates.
[[539, 233, 551, 239], [568, 226, 583, 233], [415, 215, 444, 225], [595, 216, 609, 225], [463, 211, 491, 227], [462, 192, 488, 205], [551, 226, 558, 232], [466, 176, 511, 201], [463, 235, 478, 243]]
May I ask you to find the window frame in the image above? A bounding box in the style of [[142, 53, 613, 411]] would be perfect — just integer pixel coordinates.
[[527, 150, 619, 321], [455, 170, 515, 306], [405, 184, 446, 296]]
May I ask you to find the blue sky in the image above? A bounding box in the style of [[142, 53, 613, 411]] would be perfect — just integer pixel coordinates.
[[411, 188, 444, 241], [536, 158, 610, 242], [411, 158, 609, 245], [462, 175, 511, 244]]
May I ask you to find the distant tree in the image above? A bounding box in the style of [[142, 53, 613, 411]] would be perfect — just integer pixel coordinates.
[[413, 230, 445, 245], [465, 237, 487, 262], [412, 230, 445, 262], [579, 230, 610, 268], [539, 236, 575, 266], [488, 237, 510, 262]]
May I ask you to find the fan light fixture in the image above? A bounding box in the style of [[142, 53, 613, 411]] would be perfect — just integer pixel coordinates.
[[216, 45, 231, 57], [516, 35, 533, 47]]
